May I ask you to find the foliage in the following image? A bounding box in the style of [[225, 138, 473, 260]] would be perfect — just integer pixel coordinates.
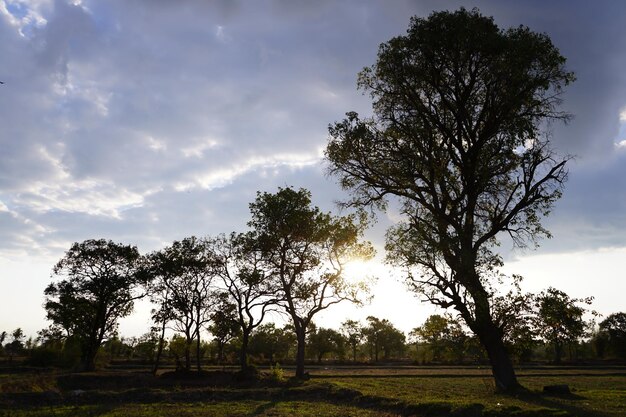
[[268, 362, 285, 382], [307, 326, 346, 362], [248, 323, 295, 363], [326, 7, 573, 390], [146, 236, 217, 371], [211, 233, 277, 371], [412, 315, 467, 363], [340, 319, 363, 362], [248, 187, 374, 377], [43, 239, 143, 371], [207, 291, 241, 364], [533, 287, 593, 363], [599, 312, 626, 359], [363, 316, 406, 361]]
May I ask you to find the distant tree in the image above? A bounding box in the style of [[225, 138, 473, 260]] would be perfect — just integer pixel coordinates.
[[533, 287, 592, 363], [248, 187, 374, 378], [599, 312, 626, 359], [326, 8, 573, 391], [207, 291, 241, 364], [413, 315, 468, 363], [363, 316, 406, 361], [133, 332, 160, 362], [249, 323, 295, 364], [341, 319, 363, 362], [0, 331, 6, 356], [4, 328, 25, 363], [493, 289, 536, 363], [211, 233, 277, 372], [44, 239, 143, 371], [146, 236, 216, 371], [308, 326, 346, 363]]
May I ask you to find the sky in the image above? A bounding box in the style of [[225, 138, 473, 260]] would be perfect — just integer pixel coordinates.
[[1, 0, 626, 338]]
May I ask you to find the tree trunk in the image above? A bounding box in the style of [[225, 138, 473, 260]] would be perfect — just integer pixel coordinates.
[[82, 343, 98, 372], [554, 341, 563, 364], [240, 331, 250, 372], [184, 339, 191, 371], [196, 334, 202, 371], [295, 328, 306, 378], [352, 345, 357, 362], [476, 323, 520, 392], [152, 321, 167, 375]]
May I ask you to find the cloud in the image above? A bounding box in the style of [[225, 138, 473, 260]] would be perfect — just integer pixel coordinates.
[[1, 0, 626, 264]]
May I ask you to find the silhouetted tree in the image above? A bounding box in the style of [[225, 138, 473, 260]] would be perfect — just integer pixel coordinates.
[[146, 237, 216, 371], [363, 316, 406, 361], [308, 326, 346, 362], [211, 233, 276, 373], [249, 187, 374, 378], [44, 239, 143, 371], [248, 323, 295, 364], [533, 287, 592, 363], [413, 315, 467, 362], [326, 8, 573, 391], [341, 319, 363, 362], [207, 291, 241, 364], [599, 312, 626, 360]]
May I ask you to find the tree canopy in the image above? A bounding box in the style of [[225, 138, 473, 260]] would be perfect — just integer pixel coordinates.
[[44, 239, 143, 371], [326, 8, 573, 391], [248, 187, 374, 377]]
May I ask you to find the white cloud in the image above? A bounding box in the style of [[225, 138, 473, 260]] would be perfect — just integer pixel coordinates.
[[620, 108, 626, 122], [614, 140, 626, 149]]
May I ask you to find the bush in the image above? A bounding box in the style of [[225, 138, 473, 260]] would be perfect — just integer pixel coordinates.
[[268, 362, 284, 382]]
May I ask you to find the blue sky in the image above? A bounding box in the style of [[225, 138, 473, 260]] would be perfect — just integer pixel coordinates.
[[1, 0, 626, 337]]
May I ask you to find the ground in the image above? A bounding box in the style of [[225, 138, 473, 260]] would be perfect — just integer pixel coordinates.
[[1, 365, 625, 416]]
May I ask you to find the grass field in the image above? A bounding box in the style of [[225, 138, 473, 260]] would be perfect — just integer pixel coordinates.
[[1, 365, 625, 416]]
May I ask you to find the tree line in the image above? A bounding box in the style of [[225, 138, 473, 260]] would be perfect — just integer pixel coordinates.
[[4, 302, 626, 370]]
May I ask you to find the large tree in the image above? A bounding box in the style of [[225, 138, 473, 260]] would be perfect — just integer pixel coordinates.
[[249, 187, 374, 378], [44, 239, 143, 371], [326, 8, 573, 391]]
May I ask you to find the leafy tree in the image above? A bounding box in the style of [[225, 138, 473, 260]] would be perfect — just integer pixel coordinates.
[[599, 312, 626, 359], [146, 236, 216, 371], [44, 239, 143, 371], [211, 233, 276, 372], [413, 315, 464, 362], [326, 8, 573, 390], [249, 187, 374, 378], [533, 287, 592, 363], [207, 291, 241, 364], [341, 319, 363, 362], [4, 328, 25, 363], [308, 326, 346, 363], [248, 323, 295, 364], [363, 316, 406, 361]]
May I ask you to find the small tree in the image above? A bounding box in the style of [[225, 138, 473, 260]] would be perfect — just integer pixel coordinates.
[[599, 312, 626, 360], [363, 316, 406, 361], [308, 326, 346, 363], [341, 319, 363, 362], [207, 291, 241, 364], [4, 328, 25, 363], [249, 187, 374, 378], [147, 236, 216, 371], [326, 8, 573, 390], [533, 287, 592, 363], [211, 233, 277, 373], [249, 323, 295, 364], [44, 239, 143, 371]]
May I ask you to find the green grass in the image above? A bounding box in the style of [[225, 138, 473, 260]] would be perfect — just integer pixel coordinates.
[[1, 367, 625, 416], [0, 401, 395, 416]]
